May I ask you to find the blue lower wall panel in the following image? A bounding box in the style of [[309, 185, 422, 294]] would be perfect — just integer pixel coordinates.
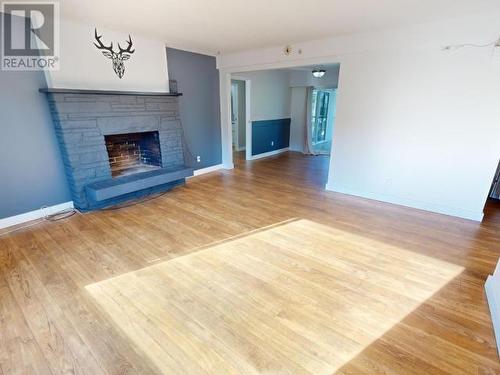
[[252, 118, 291, 156]]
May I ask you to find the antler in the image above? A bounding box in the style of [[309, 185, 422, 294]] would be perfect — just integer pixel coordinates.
[[94, 28, 114, 52], [118, 35, 135, 55]]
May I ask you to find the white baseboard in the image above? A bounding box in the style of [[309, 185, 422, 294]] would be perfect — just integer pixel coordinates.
[[251, 148, 289, 161], [0, 201, 74, 230], [289, 146, 304, 153], [236, 146, 246, 152], [485, 261, 500, 357], [325, 183, 484, 222], [191, 164, 224, 177]]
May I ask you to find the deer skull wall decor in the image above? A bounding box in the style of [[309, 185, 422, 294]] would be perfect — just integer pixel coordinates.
[[94, 28, 135, 79]]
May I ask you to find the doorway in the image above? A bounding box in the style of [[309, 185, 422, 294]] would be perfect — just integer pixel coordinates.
[[230, 80, 246, 157], [221, 63, 340, 171], [308, 88, 336, 155], [489, 160, 500, 200], [483, 159, 500, 223]]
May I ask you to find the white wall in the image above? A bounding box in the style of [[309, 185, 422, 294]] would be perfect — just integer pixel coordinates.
[[290, 87, 307, 152], [218, 12, 500, 221], [235, 70, 291, 121], [330, 46, 500, 221], [45, 19, 169, 92], [485, 260, 500, 356]]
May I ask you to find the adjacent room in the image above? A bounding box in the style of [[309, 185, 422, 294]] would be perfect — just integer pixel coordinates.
[[229, 64, 339, 187], [1, 1, 500, 374]]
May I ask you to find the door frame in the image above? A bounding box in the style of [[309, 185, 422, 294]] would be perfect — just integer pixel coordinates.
[[231, 76, 252, 160], [230, 81, 239, 150], [219, 58, 341, 170]]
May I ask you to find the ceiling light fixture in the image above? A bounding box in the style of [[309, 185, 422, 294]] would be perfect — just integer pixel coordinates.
[[312, 69, 326, 78]]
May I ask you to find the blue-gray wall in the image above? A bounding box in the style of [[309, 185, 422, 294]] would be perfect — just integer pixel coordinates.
[[0, 69, 71, 219], [166, 48, 222, 169], [252, 118, 291, 156]]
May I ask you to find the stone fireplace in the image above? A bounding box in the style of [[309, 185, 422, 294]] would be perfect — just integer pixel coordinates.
[[40, 87, 193, 211]]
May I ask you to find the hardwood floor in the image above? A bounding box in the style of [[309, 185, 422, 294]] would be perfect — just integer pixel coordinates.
[[1, 151, 499, 374]]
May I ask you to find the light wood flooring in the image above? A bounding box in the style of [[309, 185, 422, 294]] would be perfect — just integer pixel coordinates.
[[0, 152, 499, 374]]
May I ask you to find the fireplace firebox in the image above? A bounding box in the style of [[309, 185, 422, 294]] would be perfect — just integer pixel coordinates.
[[105, 131, 162, 177]]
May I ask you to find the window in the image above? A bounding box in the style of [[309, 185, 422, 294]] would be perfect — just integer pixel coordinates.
[[311, 89, 330, 145]]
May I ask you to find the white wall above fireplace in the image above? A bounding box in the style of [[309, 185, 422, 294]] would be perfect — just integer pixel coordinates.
[[44, 19, 169, 92]]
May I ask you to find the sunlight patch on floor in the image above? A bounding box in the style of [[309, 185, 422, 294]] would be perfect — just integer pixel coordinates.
[[86, 219, 464, 374]]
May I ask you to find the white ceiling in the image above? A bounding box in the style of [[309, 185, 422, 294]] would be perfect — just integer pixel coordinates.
[[61, 0, 500, 54]]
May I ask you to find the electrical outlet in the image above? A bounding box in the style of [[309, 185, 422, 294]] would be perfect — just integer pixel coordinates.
[[271, 141, 275, 146], [196, 156, 201, 163]]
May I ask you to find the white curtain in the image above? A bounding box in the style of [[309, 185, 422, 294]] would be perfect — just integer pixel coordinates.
[[303, 86, 316, 155]]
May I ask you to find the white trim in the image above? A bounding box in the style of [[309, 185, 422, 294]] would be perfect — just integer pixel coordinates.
[[251, 148, 289, 161], [190, 164, 224, 177], [485, 261, 500, 357], [0, 201, 74, 230], [325, 184, 484, 222], [244, 80, 252, 161], [229, 76, 252, 160], [219, 56, 342, 75], [235, 146, 246, 152], [220, 72, 233, 170], [230, 81, 239, 150], [251, 115, 292, 122]]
